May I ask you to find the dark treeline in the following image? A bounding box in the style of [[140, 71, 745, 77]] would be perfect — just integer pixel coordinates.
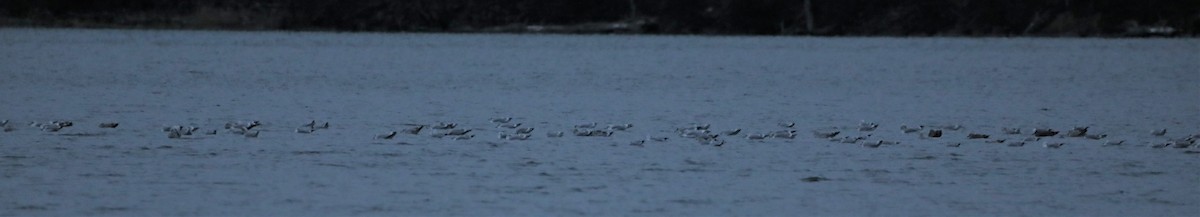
[[2, 0, 1198, 36]]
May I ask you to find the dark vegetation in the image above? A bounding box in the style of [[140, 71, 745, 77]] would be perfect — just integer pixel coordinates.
[[2, 0, 1197, 36]]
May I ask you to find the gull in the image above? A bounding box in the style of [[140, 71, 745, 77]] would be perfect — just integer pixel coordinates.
[[967, 133, 990, 139], [163, 125, 185, 132], [680, 130, 711, 138], [401, 125, 425, 135], [315, 122, 330, 129], [442, 129, 472, 136], [862, 140, 884, 148], [607, 124, 634, 131], [1102, 140, 1125, 146], [575, 122, 598, 129], [1171, 141, 1192, 149], [432, 122, 457, 130], [985, 139, 1007, 144], [508, 133, 532, 140], [376, 131, 398, 139], [489, 117, 513, 123], [182, 127, 200, 136], [629, 140, 645, 147], [1151, 128, 1167, 136], [812, 130, 840, 139], [167, 130, 182, 139], [451, 135, 474, 140], [499, 133, 530, 140], [51, 121, 73, 128], [1085, 134, 1107, 140], [205, 130, 218, 135], [835, 136, 867, 144], [747, 133, 771, 140], [770, 130, 797, 137], [1023, 137, 1042, 142], [705, 139, 726, 147], [547, 131, 564, 138], [589, 130, 614, 137], [720, 128, 742, 136], [901, 125, 923, 133], [515, 127, 535, 134], [946, 142, 962, 147], [497, 123, 522, 128], [939, 124, 963, 131], [1150, 142, 1170, 149], [301, 120, 316, 128], [0, 119, 7, 127], [225, 121, 261, 130], [771, 130, 797, 139], [573, 129, 592, 136], [692, 124, 711, 130], [296, 126, 315, 134], [1042, 142, 1064, 148], [859, 121, 878, 131], [1006, 141, 1026, 147], [926, 129, 943, 138], [1066, 127, 1088, 137], [1002, 127, 1022, 135], [39, 123, 62, 132], [779, 122, 795, 128], [98, 122, 119, 128], [1033, 128, 1058, 137], [244, 130, 260, 138], [649, 136, 670, 142]]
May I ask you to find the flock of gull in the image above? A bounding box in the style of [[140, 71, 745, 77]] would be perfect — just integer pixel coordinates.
[[2, 118, 1197, 150]]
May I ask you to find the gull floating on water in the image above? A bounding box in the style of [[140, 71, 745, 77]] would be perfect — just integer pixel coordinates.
[[629, 140, 645, 147], [946, 142, 962, 147], [497, 123, 522, 128], [770, 130, 797, 139], [1085, 134, 1107, 140], [205, 130, 218, 135], [515, 127, 535, 134], [451, 135, 474, 140], [296, 126, 315, 134], [547, 131, 564, 137], [812, 130, 840, 139], [376, 131, 397, 139], [901, 125, 923, 133], [967, 133, 990, 139], [1006, 141, 1026, 147], [720, 128, 742, 136], [859, 121, 878, 131], [1066, 127, 1088, 137], [1042, 142, 1064, 149], [432, 122, 457, 130], [649, 136, 670, 142], [442, 129, 472, 136], [490, 117, 513, 123], [779, 122, 795, 128], [1151, 128, 1167, 136], [98, 122, 119, 128], [575, 122, 598, 129], [301, 120, 316, 128], [1033, 128, 1058, 137], [862, 140, 884, 148], [244, 130, 260, 138], [747, 133, 771, 140], [607, 124, 634, 131], [167, 130, 182, 139], [1002, 127, 1022, 135], [401, 125, 425, 135], [1102, 140, 1124, 146]]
